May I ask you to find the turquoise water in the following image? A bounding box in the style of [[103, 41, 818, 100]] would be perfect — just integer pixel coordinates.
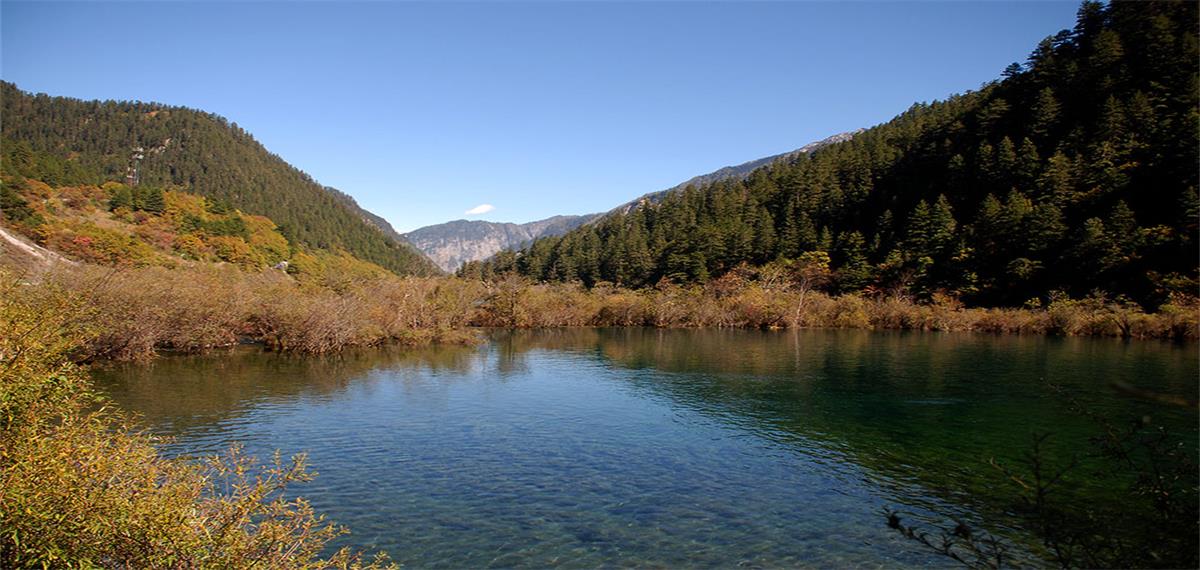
[[91, 329, 1198, 568]]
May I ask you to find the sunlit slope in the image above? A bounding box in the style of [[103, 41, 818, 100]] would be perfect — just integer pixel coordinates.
[[0, 82, 439, 276]]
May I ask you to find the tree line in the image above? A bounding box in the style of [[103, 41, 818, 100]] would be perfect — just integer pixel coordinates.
[[467, 1, 1198, 309]]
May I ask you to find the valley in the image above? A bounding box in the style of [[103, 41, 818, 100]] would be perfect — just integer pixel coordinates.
[[1, 2, 1196, 569]]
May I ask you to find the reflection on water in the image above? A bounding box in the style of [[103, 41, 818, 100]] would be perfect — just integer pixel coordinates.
[[92, 329, 1197, 568]]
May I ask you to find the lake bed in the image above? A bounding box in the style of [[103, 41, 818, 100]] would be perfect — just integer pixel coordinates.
[[92, 329, 1198, 568]]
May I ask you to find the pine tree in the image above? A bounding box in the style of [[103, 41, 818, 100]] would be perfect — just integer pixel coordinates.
[[976, 142, 998, 188], [834, 230, 871, 291], [1098, 96, 1128, 142], [873, 209, 895, 259], [1037, 151, 1076, 206], [1030, 88, 1061, 142], [996, 137, 1018, 185], [816, 227, 833, 253], [1016, 138, 1041, 190], [141, 187, 165, 213], [109, 186, 133, 211], [903, 200, 933, 260], [753, 208, 777, 262], [928, 195, 958, 258], [1026, 202, 1067, 254]]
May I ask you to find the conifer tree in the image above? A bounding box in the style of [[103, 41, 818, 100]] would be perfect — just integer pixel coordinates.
[[471, 1, 1198, 306], [109, 186, 133, 211]]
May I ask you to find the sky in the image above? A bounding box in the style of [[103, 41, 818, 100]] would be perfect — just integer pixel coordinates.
[[2, 1, 1081, 233]]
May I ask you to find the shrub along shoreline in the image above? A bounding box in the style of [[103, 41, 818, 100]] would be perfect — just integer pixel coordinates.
[[472, 274, 1197, 340], [0, 270, 395, 568], [10, 264, 1195, 364], [2, 264, 1194, 567]]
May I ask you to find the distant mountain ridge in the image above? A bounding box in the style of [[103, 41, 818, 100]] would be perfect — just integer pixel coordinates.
[[670, 130, 863, 192], [325, 186, 409, 244], [406, 131, 861, 272], [609, 130, 862, 216], [404, 214, 601, 272]]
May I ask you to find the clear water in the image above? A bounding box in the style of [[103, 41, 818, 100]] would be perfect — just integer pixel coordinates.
[[91, 329, 1198, 568]]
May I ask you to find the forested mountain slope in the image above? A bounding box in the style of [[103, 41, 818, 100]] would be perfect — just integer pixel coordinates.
[[325, 185, 410, 244], [408, 131, 854, 273], [0, 82, 439, 275], [607, 130, 862, 217], [471, 1, 1198, 308]]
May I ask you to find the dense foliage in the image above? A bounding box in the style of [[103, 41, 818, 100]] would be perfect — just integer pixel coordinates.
[[0, 273, 395, 568], [0, 83, 439, 276], [17, 263, 1191, 365], [0, 174, 405, 284], [471, 1, 1198, 308]]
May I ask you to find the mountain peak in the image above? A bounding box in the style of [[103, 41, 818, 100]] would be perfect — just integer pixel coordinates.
[[403, 214, 601, 272]]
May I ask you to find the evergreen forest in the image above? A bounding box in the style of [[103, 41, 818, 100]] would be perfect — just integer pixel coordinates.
[[467, 1, 1198, 309]]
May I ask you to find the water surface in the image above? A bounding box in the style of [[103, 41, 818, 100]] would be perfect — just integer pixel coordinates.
[[92, 329, 1198, 568]]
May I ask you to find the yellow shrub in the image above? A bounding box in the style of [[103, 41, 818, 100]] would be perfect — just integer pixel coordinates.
[[42, 222, 158, 266], [208, 235, 260, 267], [162, 190, 208, 221], [0, 271, 393, 568], [173, 233, 209, 260], [244, 214, 290, 263]]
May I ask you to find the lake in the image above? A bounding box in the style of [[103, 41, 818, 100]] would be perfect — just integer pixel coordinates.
[[91, 329, 1197, 568]]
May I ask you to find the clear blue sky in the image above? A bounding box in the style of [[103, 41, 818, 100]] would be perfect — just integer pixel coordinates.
[[2, 1, 1080, 232]]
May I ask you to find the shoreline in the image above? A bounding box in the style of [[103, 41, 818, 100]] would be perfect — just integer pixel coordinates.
[[87, 322, 1197, 368], [6, 264, 1196, 364]]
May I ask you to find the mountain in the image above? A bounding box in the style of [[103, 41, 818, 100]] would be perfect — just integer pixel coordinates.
[[0, 172, 402, 289], [325, 185, 409, 243], [668, 131, 863, 192], [410, 131, 859, 272], [0, 82, 440, 276], [471, 1, 1199, 308], [405, 214, 600, 272], [609, 130, 863, 216]]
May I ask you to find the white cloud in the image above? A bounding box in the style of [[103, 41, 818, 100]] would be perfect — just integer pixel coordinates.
[[464, 204, 495, 215]]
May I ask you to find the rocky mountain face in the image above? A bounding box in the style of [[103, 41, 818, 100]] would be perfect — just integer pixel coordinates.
[[405, 130, 860, 272], [403, 214, 600, 272]]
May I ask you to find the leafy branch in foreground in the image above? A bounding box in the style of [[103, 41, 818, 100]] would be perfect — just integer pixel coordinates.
[[887, 392, 1198, 569], [885, 509, 1009, 570], [0, 272, 394, 569]]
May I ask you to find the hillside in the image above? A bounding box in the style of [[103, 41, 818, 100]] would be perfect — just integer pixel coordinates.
[[607, 130, 863, 217], [667, 131, 862, 192], [0, 82, 439, 276], [0, 168, 395, 288], [471, 1, 1199, 308], [410, 131, 856, 272], [326, 185, 411, 244], [405, 214, 600, 272]]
